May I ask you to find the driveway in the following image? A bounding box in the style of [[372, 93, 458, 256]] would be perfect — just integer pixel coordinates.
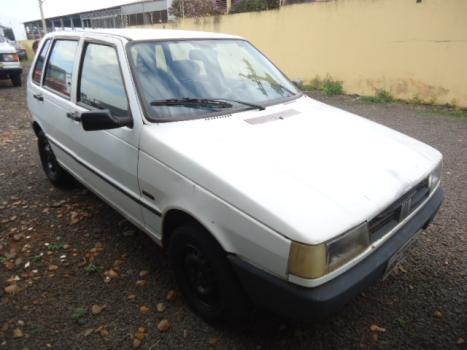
[[0, 69, 465, 349]]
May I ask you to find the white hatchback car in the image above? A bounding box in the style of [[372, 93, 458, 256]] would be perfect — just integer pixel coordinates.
[[0, 35, 22, 86], [27, 29, 443, 322]]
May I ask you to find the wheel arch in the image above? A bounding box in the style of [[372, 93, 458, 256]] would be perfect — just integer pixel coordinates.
[[32, 120, 43, 137], [161, 208, 233, 254]]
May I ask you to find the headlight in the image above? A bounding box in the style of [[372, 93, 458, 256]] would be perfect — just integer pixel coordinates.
[[429, 161, 442, 191], [288, 223, 369, 279]]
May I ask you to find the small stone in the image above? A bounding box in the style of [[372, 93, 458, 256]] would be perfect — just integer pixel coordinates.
[[99, 328, 110, 337], [128, 294, 136, 300], [208, 336, 221, 346], [139, 305, 150, 314], [48, 264, 58, 271], [105, 269, 119, 279], [91, 304, 105, 315], [135, 280, 146, 287], [139, 270, 149, 278], [157, 319, 171, 332], [132, 338, 142, 349], [433, 310, 443, 319], [4, 284, 19, 295], [83, 328, 94, 337], [369, 324, 386, 332], [13, 328, 24, 338], [166, 290, 176, 302], [156, 303, 166, 313]]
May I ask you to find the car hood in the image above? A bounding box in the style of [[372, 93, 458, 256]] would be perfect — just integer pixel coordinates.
[[141, 96, 442, 244], [0, 42, 16, 53]]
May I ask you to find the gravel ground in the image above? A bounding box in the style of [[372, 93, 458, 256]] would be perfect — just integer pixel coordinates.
[[0, 68, 465, 349]]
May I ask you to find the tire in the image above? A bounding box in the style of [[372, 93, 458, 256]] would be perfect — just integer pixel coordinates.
[[168, 224, 249, 323], [37, 131, 74, 187], [11, 74, 22, 87]]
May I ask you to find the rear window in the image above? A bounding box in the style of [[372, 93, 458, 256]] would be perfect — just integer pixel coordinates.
[[32, 39, 51, 84], [44, 40, 78, 97]]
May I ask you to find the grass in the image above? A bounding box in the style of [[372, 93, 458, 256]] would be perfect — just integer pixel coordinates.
[[0, 256, 6, 264], [303, 76, 344, 96], [418, 105, 467, 120], [48, 242, 65, 251], [32, 255, 43, 263], [361, 89, 394, 103], [71, 306, 87, 325], [84, 263, 98, 274]]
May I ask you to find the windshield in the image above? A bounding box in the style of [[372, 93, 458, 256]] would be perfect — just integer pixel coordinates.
[[128, 39, 300, 121]]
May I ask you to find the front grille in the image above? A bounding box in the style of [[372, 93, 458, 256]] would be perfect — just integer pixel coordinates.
[[369, 178, 430, 242]]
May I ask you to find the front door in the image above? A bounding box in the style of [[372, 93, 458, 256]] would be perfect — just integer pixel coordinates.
[[60, 37, 144, 226]]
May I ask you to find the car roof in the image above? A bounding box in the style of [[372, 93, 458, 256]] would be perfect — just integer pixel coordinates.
[[45, 28, 242, 41]]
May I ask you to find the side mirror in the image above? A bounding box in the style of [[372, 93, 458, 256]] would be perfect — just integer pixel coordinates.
[[292, 80, 303, 89], [80, 109, 132, 131]]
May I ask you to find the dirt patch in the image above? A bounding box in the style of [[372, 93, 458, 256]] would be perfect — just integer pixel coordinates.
[[0, 70, 466, 349]]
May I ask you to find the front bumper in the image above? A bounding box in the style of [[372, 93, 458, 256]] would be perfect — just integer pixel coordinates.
[[229, 186, 444, 319], [0, 66, 22, 79]]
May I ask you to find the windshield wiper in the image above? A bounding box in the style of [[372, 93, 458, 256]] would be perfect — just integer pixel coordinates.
[[149, 97, 265, 111], [211, 98, 265, 111], [150, 98, 232, 109]]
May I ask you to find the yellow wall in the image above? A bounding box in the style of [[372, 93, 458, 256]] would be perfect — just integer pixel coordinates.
[[135, 0, 467, 107]]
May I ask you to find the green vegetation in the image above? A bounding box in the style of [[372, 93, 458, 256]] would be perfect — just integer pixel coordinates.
[[48, 241, 65, 251], [361, 89, 394, 103], [230, 0, 279, 13], [71, 306, 87, 324], [396, 318, 407, 328], [418, 106, 467, 120], [303, 76, 344, 96], [32, 255, 43, 263], [0, 256, 6, 264], [84, 263, 98, 274]]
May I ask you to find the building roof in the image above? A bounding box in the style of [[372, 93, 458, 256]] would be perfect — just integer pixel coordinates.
[[24, 0, 143, 22], [45, 28, 242, 41]]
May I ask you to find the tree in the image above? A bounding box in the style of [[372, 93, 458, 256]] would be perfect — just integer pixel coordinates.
[[170, 0, 222, 18], [229, 0, 280, 14]]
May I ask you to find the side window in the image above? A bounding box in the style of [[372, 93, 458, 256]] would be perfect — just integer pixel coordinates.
[[32, 39, 51, 83], [44, 40, 78, 97], [79, 43, 129, 118]]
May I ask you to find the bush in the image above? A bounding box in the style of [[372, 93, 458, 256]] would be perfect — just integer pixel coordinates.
[[230, 0, 279, 14], [322, 77, 343, 96], [361, 89, 394, 103], [302, 76, 343, 95]]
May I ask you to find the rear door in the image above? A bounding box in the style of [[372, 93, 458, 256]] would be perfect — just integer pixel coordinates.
[[30, 37, 81, 165]]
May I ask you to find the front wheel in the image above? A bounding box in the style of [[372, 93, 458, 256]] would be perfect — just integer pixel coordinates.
[[38, 131, 74, 187], [11, 74, 21, 87], [168, 224, 249, 323]]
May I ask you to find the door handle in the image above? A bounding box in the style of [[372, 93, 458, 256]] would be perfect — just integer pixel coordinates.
[[33, 93, 43, 101], [66, 111, 81, 122]]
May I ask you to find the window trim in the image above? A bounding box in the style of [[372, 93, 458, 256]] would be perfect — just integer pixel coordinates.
[[76, 39, 133, 125], [125, 38, 302, 123], [42, 37, 80, 100], [32, 38, 52, 86]]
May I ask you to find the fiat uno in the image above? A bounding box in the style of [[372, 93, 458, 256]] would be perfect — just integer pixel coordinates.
[[27, 29, 443, 322]]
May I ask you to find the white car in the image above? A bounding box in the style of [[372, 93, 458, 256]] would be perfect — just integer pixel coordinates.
[[0, 36, 22, 86], [27, 29, 443, 322]]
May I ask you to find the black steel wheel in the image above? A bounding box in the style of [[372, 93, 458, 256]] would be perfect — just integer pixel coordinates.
[[37, 131, 74, 187], [169, 224, 249, 323]]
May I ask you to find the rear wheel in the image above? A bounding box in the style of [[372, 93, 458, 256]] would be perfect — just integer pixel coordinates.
[[38, 131, 74, 187], [11, 74, 21, 87], [168, 224, 249, 323]]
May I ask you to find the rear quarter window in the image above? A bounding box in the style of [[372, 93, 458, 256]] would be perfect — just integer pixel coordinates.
[[32, 39, 51, 84], [43, 40, 78, 97]]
